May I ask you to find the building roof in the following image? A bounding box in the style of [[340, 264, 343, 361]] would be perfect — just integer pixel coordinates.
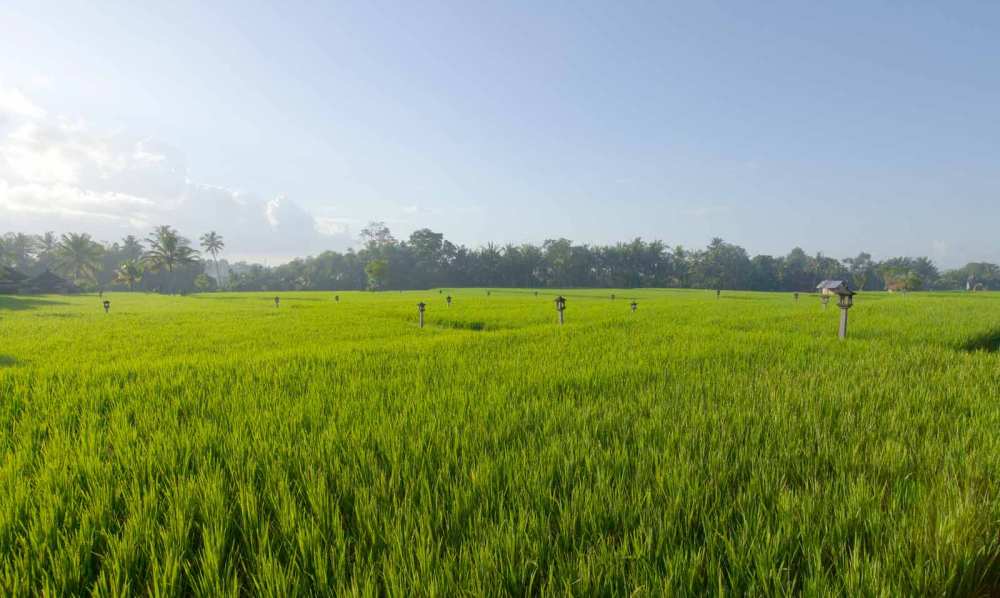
[[816, 279, 855, 295]]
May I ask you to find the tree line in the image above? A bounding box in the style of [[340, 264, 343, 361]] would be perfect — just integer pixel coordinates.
[[2, 222, 997, 294]]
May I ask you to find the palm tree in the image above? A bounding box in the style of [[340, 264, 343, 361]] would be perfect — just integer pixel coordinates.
[[120, 235, 144, 262], [143, 226, 200, 293], [2, 233, 38, 271], [115, 260, 143, 292], [199, 231, 225, 290], [55, 233, 104, 286]]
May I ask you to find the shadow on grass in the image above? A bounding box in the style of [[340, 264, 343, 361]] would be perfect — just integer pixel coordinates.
[[0, 296, 70, 311], [960, 329, 1000, 353]]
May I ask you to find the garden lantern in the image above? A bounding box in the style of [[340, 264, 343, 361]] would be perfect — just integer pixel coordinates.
[[816, 280, 856, 339], [446, 295, 452, 307], [102, 300, 111, 313], [274, 296, 280, 308], [417, 302, 426, 328], [335, 295, 339, 302], [554, 295, 566, 325], [630, 300, 637, 312]]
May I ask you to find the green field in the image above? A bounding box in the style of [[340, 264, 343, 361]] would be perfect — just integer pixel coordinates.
[[1, 289, 998, 595]]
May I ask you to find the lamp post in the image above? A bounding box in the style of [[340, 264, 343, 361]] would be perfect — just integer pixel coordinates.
[[274, 296, 280, 308], [554, 295, 566, 325], [103, 300, 111, 314], [837, 289, 854, 340], [630, 300, 637, 312], [417, 302, 426, 328], [446, 295, 452, 307]]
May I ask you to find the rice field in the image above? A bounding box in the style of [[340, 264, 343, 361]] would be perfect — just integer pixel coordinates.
[[1, 288, 998, 596]]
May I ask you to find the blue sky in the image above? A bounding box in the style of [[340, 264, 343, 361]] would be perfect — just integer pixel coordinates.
[[1, 1, 997, 265]]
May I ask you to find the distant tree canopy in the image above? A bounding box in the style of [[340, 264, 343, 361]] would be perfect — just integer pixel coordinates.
[[0, 226, 996, 294]]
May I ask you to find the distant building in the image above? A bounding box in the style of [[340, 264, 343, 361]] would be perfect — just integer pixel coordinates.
[[885, 279, 906, 293], [19, 270, 79, 295], [816, 280, 852, 296]]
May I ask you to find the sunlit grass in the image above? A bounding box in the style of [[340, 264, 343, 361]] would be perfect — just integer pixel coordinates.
[[1, 289, 998, 595]]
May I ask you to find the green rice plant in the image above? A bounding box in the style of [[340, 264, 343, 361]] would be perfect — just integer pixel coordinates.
[[0, 289, 998, 595]]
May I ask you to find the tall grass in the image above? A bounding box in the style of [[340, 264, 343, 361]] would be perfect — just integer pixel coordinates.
[[1, 289, 998, 595]]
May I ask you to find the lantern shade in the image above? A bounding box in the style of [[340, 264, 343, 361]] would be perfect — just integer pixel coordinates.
[[417, 302, 426, 311], [554, 296, 566, 310]]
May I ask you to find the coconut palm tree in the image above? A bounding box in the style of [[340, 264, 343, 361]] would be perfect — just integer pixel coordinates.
[[55, 233, 104, 286], [115, 260, 143, 292], [120, 235, 144, 262], [1, 233, 38, 271], [143, 226, 199, 293], [199, 231, 225, 290]]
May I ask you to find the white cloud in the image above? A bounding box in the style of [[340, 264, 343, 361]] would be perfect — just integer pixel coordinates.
[[0, 88, 46, 119], [0, 88, 353, 260]]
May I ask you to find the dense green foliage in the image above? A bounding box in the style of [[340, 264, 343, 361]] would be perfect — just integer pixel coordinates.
[[4, 227, 1000, 295], [1, 289, 998, 595]]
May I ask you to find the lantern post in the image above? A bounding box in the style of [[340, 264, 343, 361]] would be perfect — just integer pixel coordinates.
[[417, 302, 426, 328], [274, 296, 280, 308], [103, 300, 111, 314], [837, 289, 855, 340], [446, 295, 452, 307], [630, 300, 637, 312], [554, 296, 566, 325]]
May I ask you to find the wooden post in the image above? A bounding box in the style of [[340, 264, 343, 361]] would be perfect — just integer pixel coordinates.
[[103, 300, 110, 313], [838, 306, 848, 340], [630, 301, 637, 312], [417, 302, 426, 328]]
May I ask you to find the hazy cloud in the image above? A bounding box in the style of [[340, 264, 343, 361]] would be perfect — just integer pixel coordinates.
[[0, 88, 46, 119], [681, 205, 731, 218], [0, 88, 353, 260]]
